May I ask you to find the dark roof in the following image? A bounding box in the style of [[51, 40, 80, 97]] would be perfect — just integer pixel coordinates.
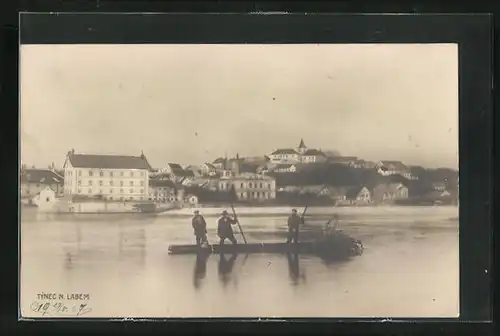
[[380, 161, 408, 171], [213, 157, 226, 164], [149, 179, 176, 188], [167, 163, 183, 170], [204, 162, 216, 169], [175, 170, 195, 177], [303, 149, 326, 156], [20, 169, 64, 184], [68, 154, 151, 170], [271, 148, 299, 155], [298, 138, 307, 148], [346, 186, 366, 199]]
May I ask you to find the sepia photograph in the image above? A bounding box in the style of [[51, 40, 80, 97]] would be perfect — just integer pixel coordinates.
[[19, 42, 459, 318]]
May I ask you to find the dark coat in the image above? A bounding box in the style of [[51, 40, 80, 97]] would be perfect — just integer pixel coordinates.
[[217, 216, 237, 237], [287, 214, 304, 230], [192, 215, 207, 236]]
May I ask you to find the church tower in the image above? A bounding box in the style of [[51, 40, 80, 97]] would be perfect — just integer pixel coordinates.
[[298, 138, 307, 155]]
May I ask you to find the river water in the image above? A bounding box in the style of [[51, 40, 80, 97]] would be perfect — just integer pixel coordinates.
[[20, 206, 459, 318]]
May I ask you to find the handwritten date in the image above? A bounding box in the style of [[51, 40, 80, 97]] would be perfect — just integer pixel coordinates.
[[30, 301, 92, 316]]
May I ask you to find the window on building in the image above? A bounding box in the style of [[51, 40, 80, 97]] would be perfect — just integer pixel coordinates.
[[130, 172, 134, 177], [99, 190, 103, 194], [110, 189, 113, 193], [100, 171, 104, 177], [120, 189, 124, 193], [140, 181, 144, 187], [130, 189, 133, 193], [110, 172, 114, 177], [88, 188, 92, 194], [249, 183, 253, 188], [78, 171, 82, 176], [110, 181, 114, 186], [99, 180, 103, 186], [89, 171, 93, 177], [140, 189, 144, 193], [120, 172, 124, 177], [129, 181, 133, 186], [240, 183, 244, 188], [120, 181, 124, 186], [78, 188, 81, 194], [141, 172, 144, 177], [89, 180, 93, 186], [260, 183, 263, 188]]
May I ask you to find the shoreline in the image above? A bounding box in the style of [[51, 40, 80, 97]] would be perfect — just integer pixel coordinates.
[[159, 204, 459, 217]]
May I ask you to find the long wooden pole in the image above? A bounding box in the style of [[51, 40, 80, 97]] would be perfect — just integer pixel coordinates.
[[230, 203, 248, 244]]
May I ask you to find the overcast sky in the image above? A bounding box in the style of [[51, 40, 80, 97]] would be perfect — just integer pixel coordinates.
[[20, 44, 458, 169]]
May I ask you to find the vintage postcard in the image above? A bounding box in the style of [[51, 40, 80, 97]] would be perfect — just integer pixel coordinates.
[[19, 43, 459, 318]]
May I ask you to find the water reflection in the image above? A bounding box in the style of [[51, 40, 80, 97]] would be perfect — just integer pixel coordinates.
[[62, 222, 147, 270], [218, 253, 238, 288], [118, 224, 146, 268], [193, 252, 210, 290], [287, 253, 306, 286]]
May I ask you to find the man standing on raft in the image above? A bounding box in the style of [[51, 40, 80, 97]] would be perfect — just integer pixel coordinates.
[[286, 208, 304, 244], [192, 210, 208, 246], [217, 210, 238, 245]]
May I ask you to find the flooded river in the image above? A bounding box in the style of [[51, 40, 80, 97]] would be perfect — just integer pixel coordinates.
[[20, 206, 459, 318]]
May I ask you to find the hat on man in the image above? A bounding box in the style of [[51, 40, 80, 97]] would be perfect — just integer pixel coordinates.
[[292, 209, 297, 213], [194, 210, 200, 214], [221, 210, 229, 215]]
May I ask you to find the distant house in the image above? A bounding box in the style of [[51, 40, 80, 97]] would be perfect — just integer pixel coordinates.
[[148, 178, 176, 201], [20, 168, 65, 198], [301, 149, 328, 164], [329, 156, 359, 165], [183, 165, 202, 177], [278, 185, 330, 197], [218, 173, 276, 201], [212, 157, 226, 170], [188, 177, 220, 191], [327, 187, 349, 202], [349, 160, 377, 169], [273, 164, 298, 173], [161, 163, 184, 175], [377, 161, 414, 179], [157, 163, 195, 184], [372, 183, 409, 203], [200, 163, 217, 176], [268, 148, 301, 164], [345, 186, 372, 204], [32, 187, 57, 210]]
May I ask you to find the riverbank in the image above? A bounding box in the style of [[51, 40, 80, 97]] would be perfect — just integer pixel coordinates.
[[160, 205, 459, 217]]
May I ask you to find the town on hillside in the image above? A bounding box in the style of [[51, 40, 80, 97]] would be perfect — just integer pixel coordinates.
[[20, 139, 459, 209]]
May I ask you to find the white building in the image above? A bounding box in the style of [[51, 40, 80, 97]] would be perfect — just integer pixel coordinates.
[[63, 150, 152, 201], [218, 173, 276, 201]]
